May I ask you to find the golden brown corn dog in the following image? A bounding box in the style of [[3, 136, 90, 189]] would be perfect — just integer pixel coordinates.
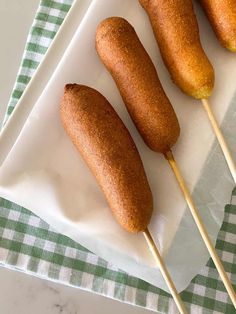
[[139, 0, 215, 99], [199, 0, 236, 52], [60, 84, 153, 233], [96, 17, 180, 154]]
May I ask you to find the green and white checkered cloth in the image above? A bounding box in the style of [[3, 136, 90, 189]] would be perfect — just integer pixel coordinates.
[[0, 1, 235, 313]]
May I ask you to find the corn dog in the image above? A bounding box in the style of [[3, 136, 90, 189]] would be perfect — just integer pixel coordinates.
[[199, 0, 236, 52], [139, 0, 215, 99], [95, 16, 236, 306], [96, 17, 180, 154], [61, 84, 189, 313], [60, 84, 153, 233]]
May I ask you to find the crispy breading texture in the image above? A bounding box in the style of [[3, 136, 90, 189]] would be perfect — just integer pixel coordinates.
[[60, 84, 153, 233], [200, 0, 236, 52], [96, 17, 180, 153], [139, 0, 215, 99]]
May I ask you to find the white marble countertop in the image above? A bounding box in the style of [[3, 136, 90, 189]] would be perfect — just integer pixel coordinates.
[[0, 1, 154, 313], [1, 2, 236, 314], [0, 267, 153, 314]]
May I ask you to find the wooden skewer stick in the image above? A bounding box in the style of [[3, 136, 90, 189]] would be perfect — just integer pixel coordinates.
[[164, 150, 236, 308], [143, 228, 188, 314], [202, 99, 236, 183]]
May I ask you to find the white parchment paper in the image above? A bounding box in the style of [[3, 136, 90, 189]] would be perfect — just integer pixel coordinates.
[[0, 0, 235, 292]]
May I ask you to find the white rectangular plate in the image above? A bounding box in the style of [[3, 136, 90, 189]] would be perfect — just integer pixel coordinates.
[[0, 0, 235, 292]]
